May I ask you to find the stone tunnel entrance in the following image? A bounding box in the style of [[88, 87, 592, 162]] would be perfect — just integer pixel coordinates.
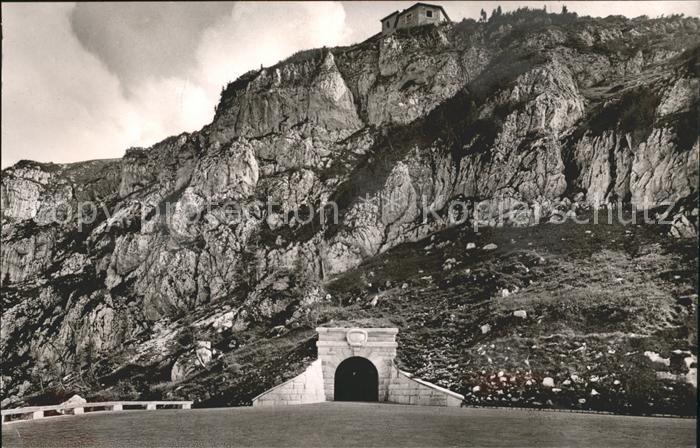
[[252, 327, 464, 407], [334, 357, 379, 402]]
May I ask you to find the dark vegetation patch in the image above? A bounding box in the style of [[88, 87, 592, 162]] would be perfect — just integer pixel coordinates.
[[274, 48, 326, 68], [4, 219, 50, 241], [10, 159, 64, 173], [185, 330, 318, 408], [215, 70, 261, 118], [586, 86, 661, 144], [468, 49, 549, 103], [565, 15, 699, 58], [657, 109, 700, 153]]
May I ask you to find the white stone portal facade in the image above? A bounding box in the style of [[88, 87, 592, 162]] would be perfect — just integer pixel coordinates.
[[252, 327, 463, 407]]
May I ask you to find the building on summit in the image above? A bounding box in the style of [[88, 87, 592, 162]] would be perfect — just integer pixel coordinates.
[[380, 2, 451, 35]]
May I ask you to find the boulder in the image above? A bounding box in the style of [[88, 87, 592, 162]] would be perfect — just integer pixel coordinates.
[[482, 243, 498, 251], [442, 258, 456, 271], [542, 377, 555, 388], [60, 394, 87, 414], [17, 380, 31, 396], [644, 351, 670, 366], [272, 277, 290, 291], [60, 394, 87, 406], [196, 341, 213, 366], [171, 359, 189, 382]]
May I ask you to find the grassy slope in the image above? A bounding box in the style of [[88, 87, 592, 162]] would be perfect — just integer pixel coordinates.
[[317, 211, 697, 415]]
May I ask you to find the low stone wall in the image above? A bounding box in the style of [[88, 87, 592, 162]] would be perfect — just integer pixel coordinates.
[[388, 364, 464, 407], [1, 400, 193, 424], [252, 360, 325, 407]]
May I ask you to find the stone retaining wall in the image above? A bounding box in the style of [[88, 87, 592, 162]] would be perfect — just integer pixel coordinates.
[[252, 360, 325, 407], [387, 364, 463, 407]]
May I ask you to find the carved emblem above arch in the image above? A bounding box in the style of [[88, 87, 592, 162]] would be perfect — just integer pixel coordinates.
[[346, 328, 368, 347]]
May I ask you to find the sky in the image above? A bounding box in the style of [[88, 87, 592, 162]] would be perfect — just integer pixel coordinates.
[[2, 1, 698, 168]]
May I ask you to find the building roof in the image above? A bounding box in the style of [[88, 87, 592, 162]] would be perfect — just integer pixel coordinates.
[[380, 10, 400, 22], [379, 3, 451, 23]]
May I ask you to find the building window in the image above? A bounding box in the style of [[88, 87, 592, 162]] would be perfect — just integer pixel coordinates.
[[426, 10, 433, 18], [407, 13, 412, 20]]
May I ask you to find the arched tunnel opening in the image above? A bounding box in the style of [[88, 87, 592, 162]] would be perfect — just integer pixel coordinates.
[[334, 357, 379, 402]]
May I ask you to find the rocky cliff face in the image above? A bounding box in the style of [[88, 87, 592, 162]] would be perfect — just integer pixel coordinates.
[[1, 11, 698, 413]]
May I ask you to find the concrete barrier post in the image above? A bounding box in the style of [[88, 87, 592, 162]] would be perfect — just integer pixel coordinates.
[[1, 401, 190, 423]]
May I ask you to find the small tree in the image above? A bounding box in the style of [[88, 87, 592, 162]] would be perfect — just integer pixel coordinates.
[[75, 337, 100, 390], [480, 9, 487, 22]]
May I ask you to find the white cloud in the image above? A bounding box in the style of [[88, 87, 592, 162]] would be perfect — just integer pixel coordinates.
[[194, 2, 347, 99], [1, 3, 136, 167], [123, 76, 213, 144], [1, 2, 349, 168]]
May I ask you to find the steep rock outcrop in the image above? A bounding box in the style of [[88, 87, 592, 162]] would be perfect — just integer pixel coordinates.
[[1, 163, 52, 221], [631, 130, 699, 207]]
